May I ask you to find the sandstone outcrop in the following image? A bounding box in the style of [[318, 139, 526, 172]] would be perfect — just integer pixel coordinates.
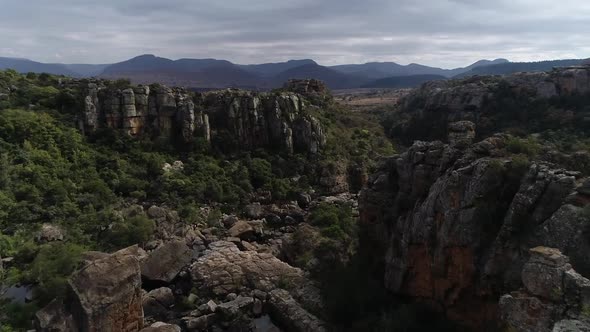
[[190, 240, 326, 330], [190, 241, 305, 296], [80, 80, 326, 154], [499, 247, 590, 332], [393, 65, 590, 142], [35, 245, 144, 331], [141, 239, 193, 284], [359, 127, 590, 328]]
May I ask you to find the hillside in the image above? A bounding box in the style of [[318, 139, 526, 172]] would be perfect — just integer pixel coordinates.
[[3, 54, 590, 90], [0, 57, 79, 76], [360, 74, 446, 88], [456, 58, 588, 77], [271, 63, 369, 89], [330, 58, 509, 79]]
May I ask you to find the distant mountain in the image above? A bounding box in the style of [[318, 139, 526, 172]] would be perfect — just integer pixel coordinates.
[[456, 59, 588, 77], [0, 57, 78, 76], [239, 59, 317, 77], [330, 58, 509, 79], [101, 55, 261, 89], [62, 64, 110, 77], [1, 54, 589, 90], [361, 74, 447, 88], [271, 63, 368, 89]]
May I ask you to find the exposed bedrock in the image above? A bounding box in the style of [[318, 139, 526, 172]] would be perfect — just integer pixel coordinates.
[[359, 122, 590, 329], [80, 80, 326, 155], [392, 65, 590, 142]]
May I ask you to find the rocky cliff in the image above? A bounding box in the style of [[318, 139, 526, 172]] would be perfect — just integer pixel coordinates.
[[359, 122, 590, 329], [391, 65, 590, 143], [81, 80, 327, 154], [499, 247, 590, 332]]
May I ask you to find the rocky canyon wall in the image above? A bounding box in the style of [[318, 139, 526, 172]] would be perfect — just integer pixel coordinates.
[[80, 79, 327, 155]]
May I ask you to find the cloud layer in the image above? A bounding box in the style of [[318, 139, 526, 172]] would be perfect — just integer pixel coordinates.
[[1, 0, 589, 67]]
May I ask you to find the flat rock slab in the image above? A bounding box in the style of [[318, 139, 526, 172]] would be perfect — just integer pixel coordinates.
[[191, 241, 303, 296], [141, 239, 192, 283]]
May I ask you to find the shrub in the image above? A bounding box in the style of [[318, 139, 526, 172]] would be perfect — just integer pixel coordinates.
[[506, 136, 541, 157], [309, 203, 354, 237], [249, 158, 273, 188], [27, 242, 84, 304], [104, 215, 155, 249]]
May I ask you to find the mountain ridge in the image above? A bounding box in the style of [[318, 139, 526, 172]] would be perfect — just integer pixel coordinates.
[[1, 54, 587, 90]]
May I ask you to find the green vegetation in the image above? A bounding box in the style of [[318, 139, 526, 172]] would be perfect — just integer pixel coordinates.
[[0, 70, 397, 330], [505, 136, 541, 157], [309, 202, 355, 242]]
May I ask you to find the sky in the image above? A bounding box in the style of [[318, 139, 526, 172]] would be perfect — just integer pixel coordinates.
[[0, 0, 589, 68]]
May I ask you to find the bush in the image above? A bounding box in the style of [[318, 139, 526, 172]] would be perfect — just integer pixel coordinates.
[[104, 215, 155, 249], [27, 242, 84, 304], [506, 136, 541, 157], [309, 203, 355, 239], [249, 158, 273, 188]]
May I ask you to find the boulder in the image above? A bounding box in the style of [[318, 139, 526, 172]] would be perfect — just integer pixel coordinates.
[[35, 245, 145, 331], [34, 224, 64, 243], [147, 205, 167, 220], [448, 121, 475, 148], [141, 240, 192, 283], [267, 289, 326, 332], [141, 287, 181, 319], [244, 203, 263, 219], [217, 296, 254, 319], [34, 299, 76, 331], [500, 247, 590, 332], [552, 320, 590, 332], [191, 241, 304, 296], [228, 220, 255, 240], [140, 322, 182, 332], [297, 193, 312, 208], [578, 179, 590, 196]]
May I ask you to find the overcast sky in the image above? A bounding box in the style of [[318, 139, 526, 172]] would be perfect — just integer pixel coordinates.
[[1, 0, 589, 68]]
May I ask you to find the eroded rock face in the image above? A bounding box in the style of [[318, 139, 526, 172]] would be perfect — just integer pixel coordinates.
[[393, 65, 590, 142], [35, 246, 145, 332], [141, 239, 193, 284], [190, 241, 326, 330], [190, 241, 304, 296], [359, 131, 590, 328], [268, 289, 326, 332], [499, 247, 590, 332], [80, 80, 326, 155]]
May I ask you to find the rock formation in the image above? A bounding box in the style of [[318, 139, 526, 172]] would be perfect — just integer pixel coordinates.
[[359, 123, 590, 328], [35, 246, 145, 331], [499, 247, 590, 332], [34, 193, 344, 332], [392, 65, 590, 143], [80, 80, 326, 154]]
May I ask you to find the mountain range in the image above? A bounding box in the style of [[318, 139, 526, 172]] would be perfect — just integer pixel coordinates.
[[0, 54, 587, 90]]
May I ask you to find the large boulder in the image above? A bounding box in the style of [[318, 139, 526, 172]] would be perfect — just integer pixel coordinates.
[[267, 289, 326, 332], [191, 241, 304, 296], [499, 247, 590, 332], [34, 223, 65, 243], [139, 322, 181, 332], [141, 239, 193, 283], [35, 246, 145, 331]]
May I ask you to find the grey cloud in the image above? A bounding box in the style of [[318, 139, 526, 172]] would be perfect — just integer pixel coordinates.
[[0, 0, 588, 67]]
